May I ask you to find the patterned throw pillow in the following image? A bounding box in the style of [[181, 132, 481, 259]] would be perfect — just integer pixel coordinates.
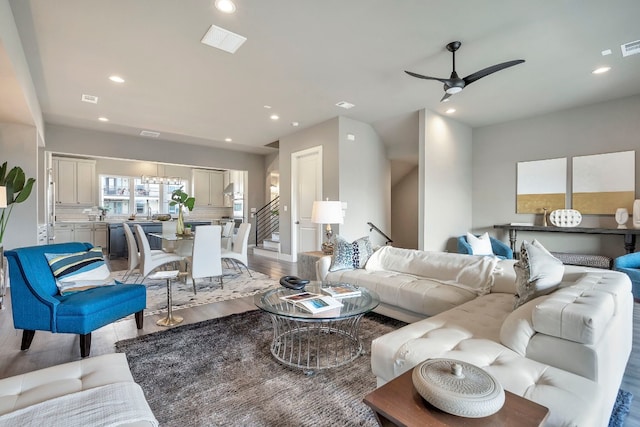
[[513, 240, 564, 308], [45, 247, 115, 295], [329, 236, 374, 272]]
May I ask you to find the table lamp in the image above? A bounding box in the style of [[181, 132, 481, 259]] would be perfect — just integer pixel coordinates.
[[311, 200, 343, 254]]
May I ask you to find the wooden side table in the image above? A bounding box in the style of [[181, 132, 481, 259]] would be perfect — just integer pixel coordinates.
[[364, 369, 549, 427]]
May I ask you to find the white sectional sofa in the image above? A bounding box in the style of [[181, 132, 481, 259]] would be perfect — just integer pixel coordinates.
[[317, 246, 633, 426], [0, 353, 157, 426]]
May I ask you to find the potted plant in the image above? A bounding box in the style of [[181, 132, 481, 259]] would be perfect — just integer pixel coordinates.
[[0, 162, 36, 244], [169, 187, 195, 234]]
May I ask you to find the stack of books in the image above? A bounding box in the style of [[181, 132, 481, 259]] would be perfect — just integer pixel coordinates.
[[280, 292, 343, 314], [322, 284, 362, 298]]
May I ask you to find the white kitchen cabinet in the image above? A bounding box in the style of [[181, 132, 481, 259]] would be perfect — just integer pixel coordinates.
[[192, 169, 224, 207], [53, 157, 96, 206], [54, 222, 108, 249]]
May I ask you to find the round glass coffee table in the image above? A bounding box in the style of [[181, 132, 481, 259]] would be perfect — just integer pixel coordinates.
[[255, 282, 379, 374]]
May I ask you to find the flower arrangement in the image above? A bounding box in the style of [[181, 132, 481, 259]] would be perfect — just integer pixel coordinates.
[[0, 162, 36, 244]]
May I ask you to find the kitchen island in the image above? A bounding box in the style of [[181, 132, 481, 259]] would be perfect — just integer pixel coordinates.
[[107, 220, 212, 259]]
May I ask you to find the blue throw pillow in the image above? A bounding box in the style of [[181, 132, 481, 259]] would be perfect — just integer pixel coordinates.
[[45, 247, 115, 295], [329, 236, 374, 272]]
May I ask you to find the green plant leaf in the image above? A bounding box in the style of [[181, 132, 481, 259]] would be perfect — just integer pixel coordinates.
[[0, 162, 6, 184], [14, 178, 35, 203]]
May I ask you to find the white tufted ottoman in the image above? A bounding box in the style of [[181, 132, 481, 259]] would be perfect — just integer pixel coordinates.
[[0, 353, 156, 426]]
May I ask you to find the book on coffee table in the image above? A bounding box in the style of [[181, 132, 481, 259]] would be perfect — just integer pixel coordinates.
[[280, 292, 343, 313], [322, 284, 361, 298]]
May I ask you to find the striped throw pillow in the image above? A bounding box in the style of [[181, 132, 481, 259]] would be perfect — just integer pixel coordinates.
[[45, 247, 115, 295]]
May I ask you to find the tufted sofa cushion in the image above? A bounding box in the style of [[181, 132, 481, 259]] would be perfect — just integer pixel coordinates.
[[0, 353, 135, 415], [371, 293, 607, 427], [532, 287, 614, 345]]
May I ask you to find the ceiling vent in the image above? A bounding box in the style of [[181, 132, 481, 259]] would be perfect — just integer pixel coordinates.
[[81, 94, 98, 104], [140, 130, 160, 138], [621, 39, 640, 57], [201, 25, 247, 54]]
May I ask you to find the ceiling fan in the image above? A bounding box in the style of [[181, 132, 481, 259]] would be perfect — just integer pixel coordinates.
[[405, 41, 525, 102]]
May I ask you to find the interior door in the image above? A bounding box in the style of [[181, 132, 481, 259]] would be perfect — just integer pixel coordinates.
[[292, 146, 322, 260]]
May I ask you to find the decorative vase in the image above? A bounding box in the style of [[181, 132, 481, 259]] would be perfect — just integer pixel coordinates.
[[176, 209, 185, 235], [615, 208, 629, 229], [634, 200, 640, 229]]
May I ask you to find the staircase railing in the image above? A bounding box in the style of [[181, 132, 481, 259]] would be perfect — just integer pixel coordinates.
[[367, 222, 393, 245], [255, 196, 280, 247]]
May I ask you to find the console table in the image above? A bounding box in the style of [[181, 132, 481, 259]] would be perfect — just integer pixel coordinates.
[[494, 224, 640, 254]]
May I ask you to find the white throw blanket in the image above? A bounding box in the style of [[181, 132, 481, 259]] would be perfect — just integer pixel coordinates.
[[365, 246, 500, 295], [0, 382, 158, 427]]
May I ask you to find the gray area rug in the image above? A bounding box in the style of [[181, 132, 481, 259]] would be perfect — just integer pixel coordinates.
[[111, 269, 279, 316], [115, 310, 406, 426]]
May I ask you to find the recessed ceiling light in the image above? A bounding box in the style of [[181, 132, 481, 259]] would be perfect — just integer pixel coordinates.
[[225, 138, 233, 142], [109, 75, 125, 83], [215, 0, 236, 13], [446, 108, 456, 114], [336, 101, 355, 109], [592, 66, 611, 74], [98, 117, 109, 122], [270, 114, 280, 120], [291, 121, 299, 127]]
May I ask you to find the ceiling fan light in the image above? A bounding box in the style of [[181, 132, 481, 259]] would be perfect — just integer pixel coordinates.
[[446, 86, 462, 94]]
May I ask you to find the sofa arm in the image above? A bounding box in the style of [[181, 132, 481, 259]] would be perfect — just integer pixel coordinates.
[[315, 255, 332, 281]]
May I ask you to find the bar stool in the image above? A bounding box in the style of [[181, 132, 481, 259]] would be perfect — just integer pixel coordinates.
[[149, 270, 183, 326]]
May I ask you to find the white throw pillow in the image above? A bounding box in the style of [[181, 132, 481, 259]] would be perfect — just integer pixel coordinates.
[[466, 232, 493, 256], [513, 240, 564, 308]]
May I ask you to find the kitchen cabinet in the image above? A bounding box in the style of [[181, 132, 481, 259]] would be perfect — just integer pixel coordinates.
[[193, 169, 224, 207], [53, 157, 96, 206], [54, 222, 108, 249]]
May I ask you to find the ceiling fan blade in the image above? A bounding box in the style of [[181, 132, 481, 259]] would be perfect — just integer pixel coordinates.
[[404, 70, 450, 85], [440, 92, 452, 102], [463, 59, 525, 86]]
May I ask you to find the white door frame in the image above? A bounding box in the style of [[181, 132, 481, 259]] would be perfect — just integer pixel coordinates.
[[291, 145, 323, 262]]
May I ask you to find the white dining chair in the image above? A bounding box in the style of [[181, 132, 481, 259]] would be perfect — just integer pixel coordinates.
[[221, 222, 252, 277], [122, 222, 165, 281], [134, 224, 184, 282], [186, 225, 223, 294], [221, 221, 234, 251]]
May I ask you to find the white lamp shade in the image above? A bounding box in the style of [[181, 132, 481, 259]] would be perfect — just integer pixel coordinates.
[[311, 201, 343, 224], [0, 186, 7, 208]]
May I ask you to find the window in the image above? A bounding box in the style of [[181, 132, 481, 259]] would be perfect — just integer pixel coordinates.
[[100, 175, 188, 217]]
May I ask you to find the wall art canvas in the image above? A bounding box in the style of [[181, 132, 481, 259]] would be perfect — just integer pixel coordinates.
[[516, 157, 567, 213], [572, 150, 635, 214]]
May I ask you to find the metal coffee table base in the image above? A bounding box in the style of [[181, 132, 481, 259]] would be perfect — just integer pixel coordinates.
[[268, 314, 365, 373]]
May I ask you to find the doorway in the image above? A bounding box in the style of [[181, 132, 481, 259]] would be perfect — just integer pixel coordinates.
[[291, 146, 322, 261]]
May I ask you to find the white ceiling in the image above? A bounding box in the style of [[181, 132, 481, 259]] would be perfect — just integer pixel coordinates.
[[6, 0, 640, 157]]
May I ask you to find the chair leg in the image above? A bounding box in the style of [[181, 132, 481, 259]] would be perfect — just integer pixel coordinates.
[[192, 277, 197, 295], [21, 330, 35, 350], [80, 333, 92, 358], [135, 310, 144, 329]]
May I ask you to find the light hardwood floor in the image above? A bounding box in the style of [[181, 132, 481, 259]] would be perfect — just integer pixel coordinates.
[[0, 253, 638, 424]]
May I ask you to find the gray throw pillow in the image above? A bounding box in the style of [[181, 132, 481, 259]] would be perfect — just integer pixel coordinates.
[[329, 235, 374, 272], [513, 240, 564, 308]]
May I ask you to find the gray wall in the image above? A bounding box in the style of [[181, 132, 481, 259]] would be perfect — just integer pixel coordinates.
[[278, 118, 339, 257], [391, 166, 418, 249], [44, 124, 267, 225], [420, 110, 473, 252], [473, 95, 640, 259], [0, 123, 39, 249], [338, 117, 390, 247]]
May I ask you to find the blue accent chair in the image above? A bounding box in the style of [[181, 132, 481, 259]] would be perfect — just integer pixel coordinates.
[[613, 252, 640, 300], [5, 242, 146, 357], [457, 235, 514, 260]]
